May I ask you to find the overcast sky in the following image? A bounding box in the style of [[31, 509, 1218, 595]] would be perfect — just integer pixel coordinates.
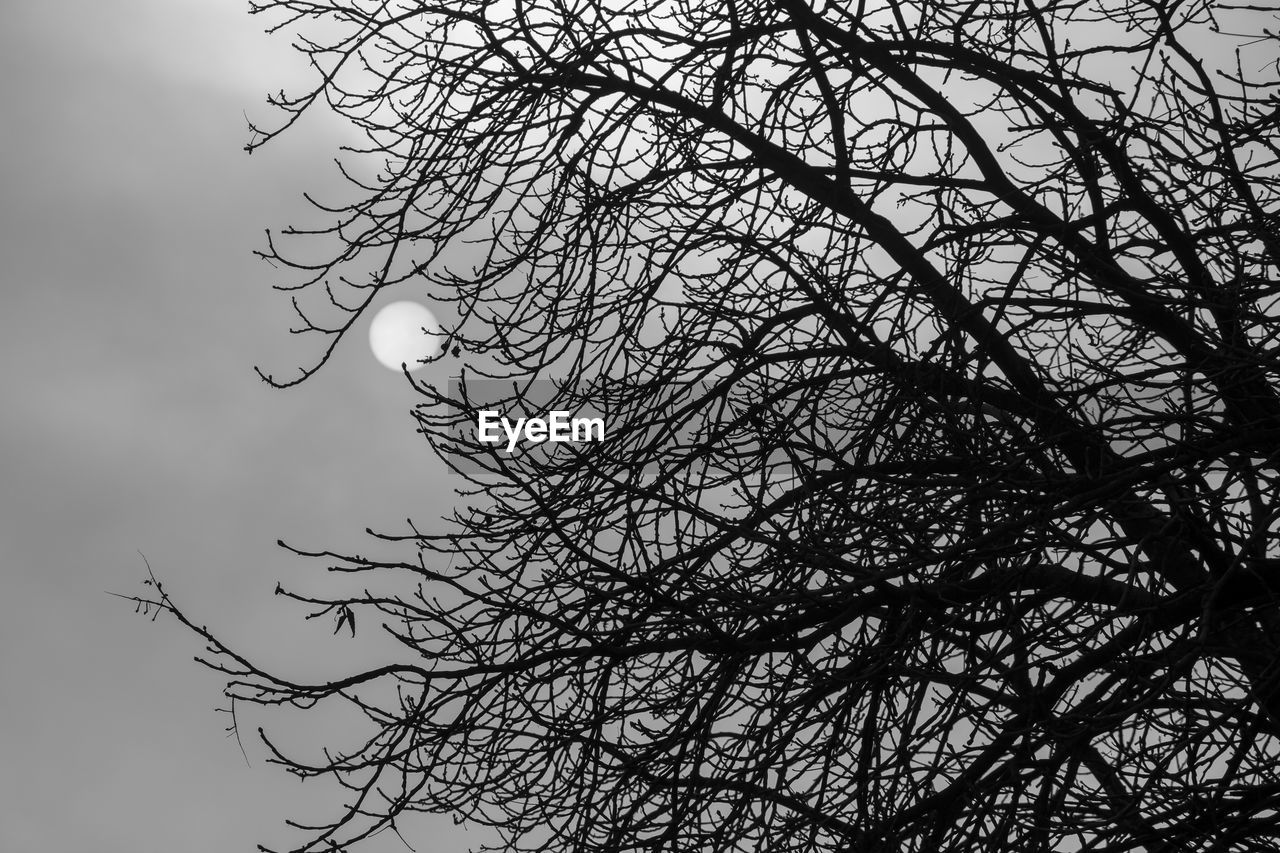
[[1, 3, 467, 850]]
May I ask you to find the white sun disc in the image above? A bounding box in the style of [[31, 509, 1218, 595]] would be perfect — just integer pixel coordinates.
[[369, 301, 443, 371]]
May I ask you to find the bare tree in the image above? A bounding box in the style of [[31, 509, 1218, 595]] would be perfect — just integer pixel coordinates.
[[133, 0, 1280, 850]]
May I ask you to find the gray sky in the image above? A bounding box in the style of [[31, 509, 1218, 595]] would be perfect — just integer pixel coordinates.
[[8, 3, 1280, 852], [1, 3, 465, 850]]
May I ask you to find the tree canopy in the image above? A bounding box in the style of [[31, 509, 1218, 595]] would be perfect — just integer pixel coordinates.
[[136, 1, 1280, 851]]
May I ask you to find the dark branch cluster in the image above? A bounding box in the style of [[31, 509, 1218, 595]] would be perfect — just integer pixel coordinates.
[[133, 0, 1280, 850]]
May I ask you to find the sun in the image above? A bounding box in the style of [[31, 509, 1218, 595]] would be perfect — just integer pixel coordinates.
[[368, 301, 443, 372]]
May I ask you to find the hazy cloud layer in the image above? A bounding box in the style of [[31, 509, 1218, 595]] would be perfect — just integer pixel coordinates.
[[1, 3, 462, 850]]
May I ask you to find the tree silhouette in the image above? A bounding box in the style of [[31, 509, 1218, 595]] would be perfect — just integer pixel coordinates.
[[134, 1, 1280, 851]]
